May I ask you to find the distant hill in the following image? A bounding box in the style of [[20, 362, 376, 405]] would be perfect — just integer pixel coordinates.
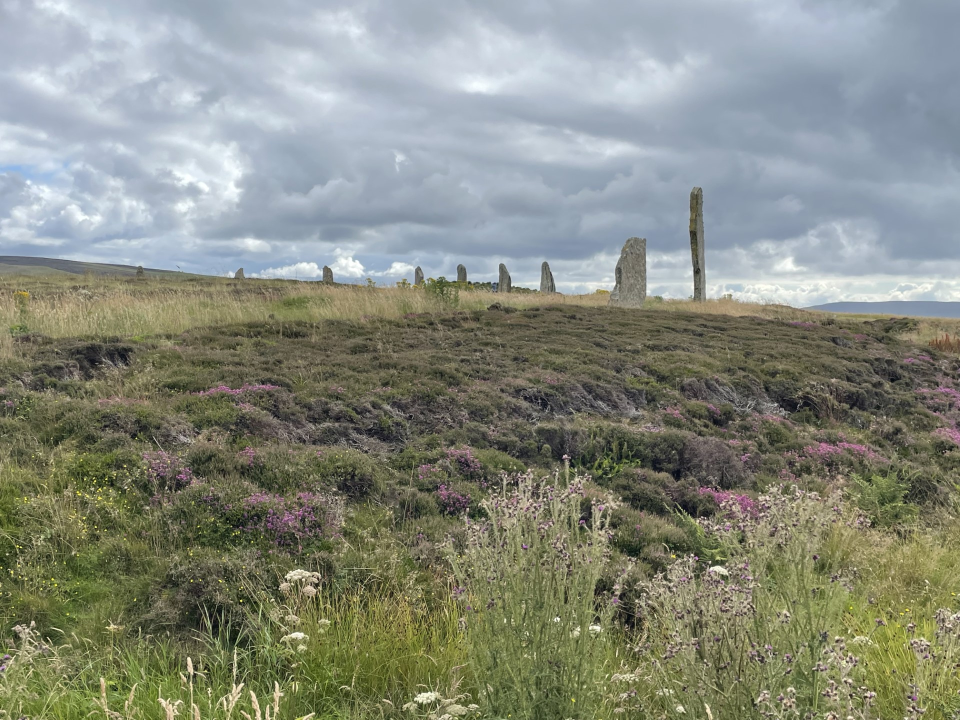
[[0, 256, 198, 278], [808, 301, 960, 319]]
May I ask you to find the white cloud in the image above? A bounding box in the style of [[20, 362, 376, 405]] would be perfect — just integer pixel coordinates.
[[371, 261, 417, 278], [253, 261, 324, 279], [330, 249, 365, 278]]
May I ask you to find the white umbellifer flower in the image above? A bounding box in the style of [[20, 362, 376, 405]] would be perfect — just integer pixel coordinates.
[[445, 705, 469, 717], [281, 632, 308, 643], [279, 582, 292, 595], [850, 636, 874, 646], [708, 566, 730, 577], [285, 569, 313, 583], [589, 624, 603, 636], [413, 691, 441, 705], [676, 705, 686, 714], [296, 644, 307, 653], [285, 614, 300, 625], [317, 619, 331, 632], [302, 585, 318, 598], [570, 627, 581, 638]]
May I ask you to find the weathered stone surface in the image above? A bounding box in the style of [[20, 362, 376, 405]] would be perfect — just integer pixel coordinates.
[[498, 263, 512, 293], [234, 268, 245, 280], [690, 186, 705, 301], [136, 265, 144, 279], [540, 261, 556, 293], [322, 266, 333, 283], [457, 264, 467, 283], [608, 237, 646, 308], [414, 266, 424, 286]]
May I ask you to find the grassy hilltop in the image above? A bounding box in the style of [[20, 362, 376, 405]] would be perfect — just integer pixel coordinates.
[[1, 273, 960, 719]]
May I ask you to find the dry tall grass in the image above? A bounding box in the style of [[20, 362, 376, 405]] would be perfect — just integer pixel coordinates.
[[0, 273, 821, 359]]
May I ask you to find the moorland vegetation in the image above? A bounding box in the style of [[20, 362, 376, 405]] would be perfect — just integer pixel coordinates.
[[0, 274, 959, 719]]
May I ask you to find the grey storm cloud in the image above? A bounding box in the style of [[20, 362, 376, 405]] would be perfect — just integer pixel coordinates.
[[0, 0, 958, 302]]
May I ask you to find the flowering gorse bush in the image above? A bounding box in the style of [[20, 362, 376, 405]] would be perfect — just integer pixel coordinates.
[[446, 468, 619, 720]]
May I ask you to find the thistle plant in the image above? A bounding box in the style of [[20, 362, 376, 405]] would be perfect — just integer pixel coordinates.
[[624, 486, 872, 720], [446, 468, 619, 720]]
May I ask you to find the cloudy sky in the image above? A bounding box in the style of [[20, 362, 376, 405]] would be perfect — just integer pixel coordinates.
[[1, 0, 957, 304]]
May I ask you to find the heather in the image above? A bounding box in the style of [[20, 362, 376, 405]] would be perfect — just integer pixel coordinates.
[[1, 277, 960, 717]]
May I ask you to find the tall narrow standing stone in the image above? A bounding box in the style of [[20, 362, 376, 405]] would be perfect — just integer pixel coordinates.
[[414, 266, 424, 286], [234, 268, 245, 280], [608, 238, 646, 308], [136, 265, 145, 279], [322, 266, 333, 283], [498, 263, 512, 293], [457, 264, 467, 283], [689, 187, 705, 301], [540, 261, 556, 293]]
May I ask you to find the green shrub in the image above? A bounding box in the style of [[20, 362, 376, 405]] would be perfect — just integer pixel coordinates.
[[141, 547, 266, 633], [610, 469, 672, 514], [853, 471, 919, 527], [472, 447, 525, 479], [423, 277, 460, 308], [316, 448, 389, 500]]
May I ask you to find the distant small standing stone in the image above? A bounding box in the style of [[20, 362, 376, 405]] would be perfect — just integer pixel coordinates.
[[608, 237, 646, 308], [457, 264, 467, 283], [498, 263, 512, 293], [540, 261, 556, 294], [234, 268, 245, 280], [690, 187, 705, 301], [136, 265, 145, 279], [322, 266, 333, 283], [414, 266, 424, 286]]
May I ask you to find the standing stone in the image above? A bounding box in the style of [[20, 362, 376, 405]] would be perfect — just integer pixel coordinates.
[[457, 264, 467, 283], [540, 261, 556, 294], [234, 268, 245, 280], [414, 266, 425, 286], [322, 266, 333, 283], [498, 263, 512, 293], [689, 187, 705, 301], [135, 265, 145, 279], [608, 237, 646, 308]]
